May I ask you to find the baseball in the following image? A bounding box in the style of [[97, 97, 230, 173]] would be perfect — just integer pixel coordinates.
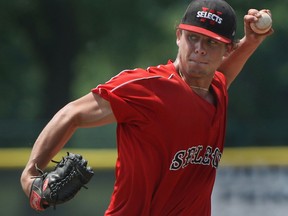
[[250, 10, 272, 34]]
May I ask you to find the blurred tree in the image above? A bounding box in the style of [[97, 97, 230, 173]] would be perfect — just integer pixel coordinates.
[[15, 0, 80, 118], [0, 0, 179, 119]]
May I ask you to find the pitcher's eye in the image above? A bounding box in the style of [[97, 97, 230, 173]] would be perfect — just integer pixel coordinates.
[[188, 34, 198, 41], [208, 39, 220, 46]]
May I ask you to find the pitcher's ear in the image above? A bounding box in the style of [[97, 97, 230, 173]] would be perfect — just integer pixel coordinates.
[[176, 29, 182, 46], [224, 43, 235, 57]]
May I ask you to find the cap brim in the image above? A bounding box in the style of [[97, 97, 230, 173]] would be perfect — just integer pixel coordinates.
[[178, 24, 231, 44]]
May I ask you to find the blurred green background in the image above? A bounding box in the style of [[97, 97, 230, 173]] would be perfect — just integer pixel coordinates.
[[0, 0, 287, 215], [1, 0, 287, 148]]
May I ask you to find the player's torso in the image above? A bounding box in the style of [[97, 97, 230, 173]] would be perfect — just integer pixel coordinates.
[[103, 63, 227, 216]]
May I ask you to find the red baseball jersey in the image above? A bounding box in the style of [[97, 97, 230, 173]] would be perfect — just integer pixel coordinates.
[[92, 61, 228, 216]]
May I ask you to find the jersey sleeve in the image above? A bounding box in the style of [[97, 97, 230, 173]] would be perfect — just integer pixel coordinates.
[[91, 69, 159, 124], [213, 71, 228, 105], [214, 71, 227, 87]]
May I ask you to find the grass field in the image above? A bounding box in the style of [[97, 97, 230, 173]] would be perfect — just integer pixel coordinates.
[[1, 146, 288, 169]]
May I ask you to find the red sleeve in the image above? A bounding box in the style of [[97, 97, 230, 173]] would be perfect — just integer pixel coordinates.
[[213, 71, 228, 106], [91, 69, 158, 124]]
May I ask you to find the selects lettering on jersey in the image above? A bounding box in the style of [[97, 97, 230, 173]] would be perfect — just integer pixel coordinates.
[[169, 145, 222, 170]]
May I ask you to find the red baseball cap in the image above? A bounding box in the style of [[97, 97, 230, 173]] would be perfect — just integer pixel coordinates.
[[179, 0, 237, 44]]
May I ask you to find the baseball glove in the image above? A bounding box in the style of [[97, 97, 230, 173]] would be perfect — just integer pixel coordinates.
[[29, 152, 94, 211]]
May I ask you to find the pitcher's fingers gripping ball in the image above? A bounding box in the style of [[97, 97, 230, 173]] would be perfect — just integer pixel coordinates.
[[250, 10, 272, 34], [29, 152, 94, 211]]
